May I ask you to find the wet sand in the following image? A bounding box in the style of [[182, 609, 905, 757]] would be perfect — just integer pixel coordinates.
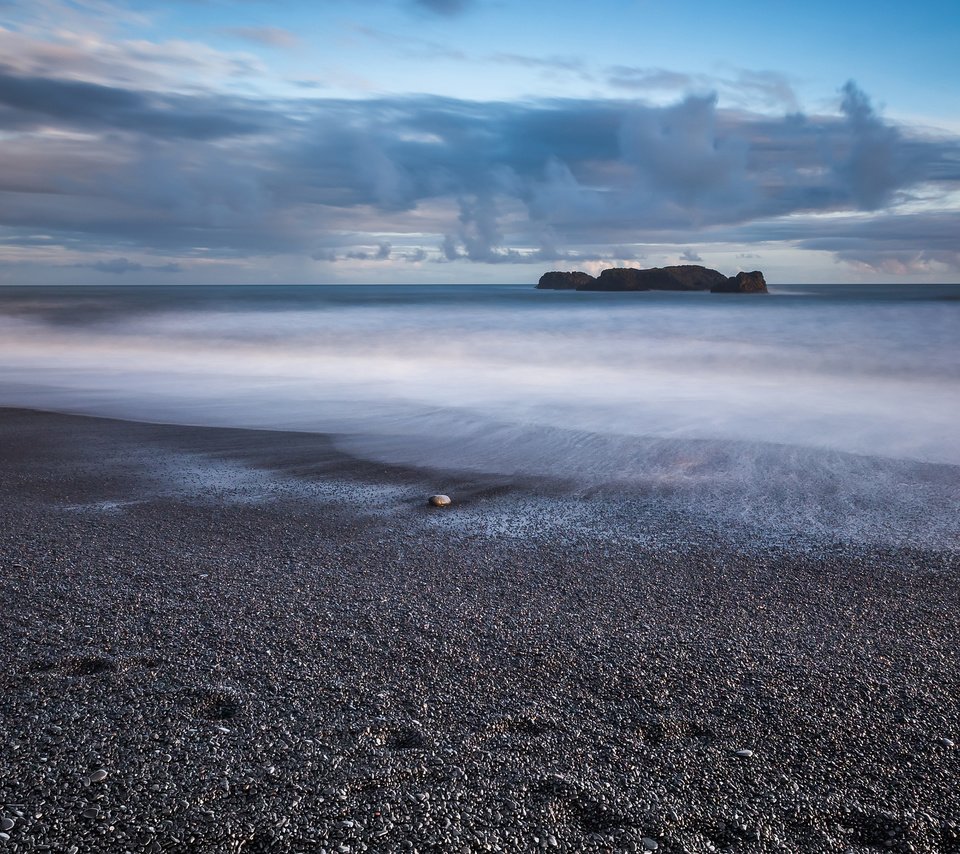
[[0, 407, 958, 853]]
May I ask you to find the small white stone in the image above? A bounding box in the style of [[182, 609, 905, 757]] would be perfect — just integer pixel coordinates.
[[86, 769, 108, 784], [428, 494, 451, 507], [734, 749, 754, 758], [938, 737, 955, 748], [642, 838, 659, 851]]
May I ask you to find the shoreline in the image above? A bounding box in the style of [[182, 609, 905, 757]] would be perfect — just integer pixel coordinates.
[[1, 407, 958, 852]]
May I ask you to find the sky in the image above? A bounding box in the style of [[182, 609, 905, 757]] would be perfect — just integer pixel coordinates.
[[1, 0, 958, 284]]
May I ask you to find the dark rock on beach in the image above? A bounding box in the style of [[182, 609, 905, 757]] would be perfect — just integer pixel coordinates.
[[711, 270, 769, 293], [536, 271, 597, 289]]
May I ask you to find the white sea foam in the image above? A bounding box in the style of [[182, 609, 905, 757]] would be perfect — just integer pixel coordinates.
[[1, 283, 958, 546]]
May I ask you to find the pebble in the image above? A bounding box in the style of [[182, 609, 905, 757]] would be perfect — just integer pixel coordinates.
[[0, 832, 10, 843], [86, 768, 109, 784], [938, 737, 955, 748], [428, 494, 451, 507], [734, 749, 754, 758], [0, 819, 13, 832], [642, 838, 659, 851]]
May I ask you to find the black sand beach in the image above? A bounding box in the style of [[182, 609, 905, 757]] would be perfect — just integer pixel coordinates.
[[1, 407, 958, 853]]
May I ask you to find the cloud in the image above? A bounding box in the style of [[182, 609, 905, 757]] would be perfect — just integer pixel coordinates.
[[788, 211, 960, 254], [0, 69, 276, 138], [353, 27, 589, 80], [833, 248, 960, 275], [835, 80, 910, 210], [344, 242, 393, 261], [412, 0, 472, 14], [73, 257, 181, 274], [0, 26, 266, 90], [725, 69, 799, 112], [791, 213, 960, 272], [220, 27, 300, 49], [490, 53, 587, 75], [680, 248, 702, 262], [0, 60, 957, 275], [706, 210, 960, 274], [605, 66, 799, 112], [606, 67, 697, 92]]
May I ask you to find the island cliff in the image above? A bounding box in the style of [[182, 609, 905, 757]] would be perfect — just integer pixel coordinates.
[[536, 271, 597, 289], [537, 266, 767, 293], [710, 271, 768, 293]]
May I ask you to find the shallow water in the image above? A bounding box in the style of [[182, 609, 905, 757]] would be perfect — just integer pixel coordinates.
[[1, 283, 958, 546]]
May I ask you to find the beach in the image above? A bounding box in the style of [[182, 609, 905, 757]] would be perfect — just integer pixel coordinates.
[[1, 406, 957, 853], [5, 0, 960, 846]]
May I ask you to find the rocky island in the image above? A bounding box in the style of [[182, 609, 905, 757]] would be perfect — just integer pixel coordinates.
[[537, 265, 768, 293]]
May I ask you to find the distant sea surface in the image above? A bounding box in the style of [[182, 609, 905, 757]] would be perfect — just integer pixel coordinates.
[[2, 283, 958, 545]]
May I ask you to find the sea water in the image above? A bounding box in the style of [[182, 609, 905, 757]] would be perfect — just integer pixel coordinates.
[[1, 283, 958, 546]]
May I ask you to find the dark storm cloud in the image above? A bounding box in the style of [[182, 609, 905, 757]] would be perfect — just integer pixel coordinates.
[[0, 68, 958, 268], [0, 68, 276, 139]]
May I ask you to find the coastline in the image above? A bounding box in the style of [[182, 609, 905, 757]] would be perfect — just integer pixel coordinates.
[[1, 407, 958, 852]]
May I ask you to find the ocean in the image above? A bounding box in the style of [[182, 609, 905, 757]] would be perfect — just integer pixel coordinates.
[[2, 282, 958, 546]]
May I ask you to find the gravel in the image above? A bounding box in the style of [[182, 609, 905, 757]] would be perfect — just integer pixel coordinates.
[[0, 407, 958, 853]]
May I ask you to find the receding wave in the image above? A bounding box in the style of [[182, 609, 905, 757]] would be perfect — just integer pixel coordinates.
[[1, 284, 958, 546]]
